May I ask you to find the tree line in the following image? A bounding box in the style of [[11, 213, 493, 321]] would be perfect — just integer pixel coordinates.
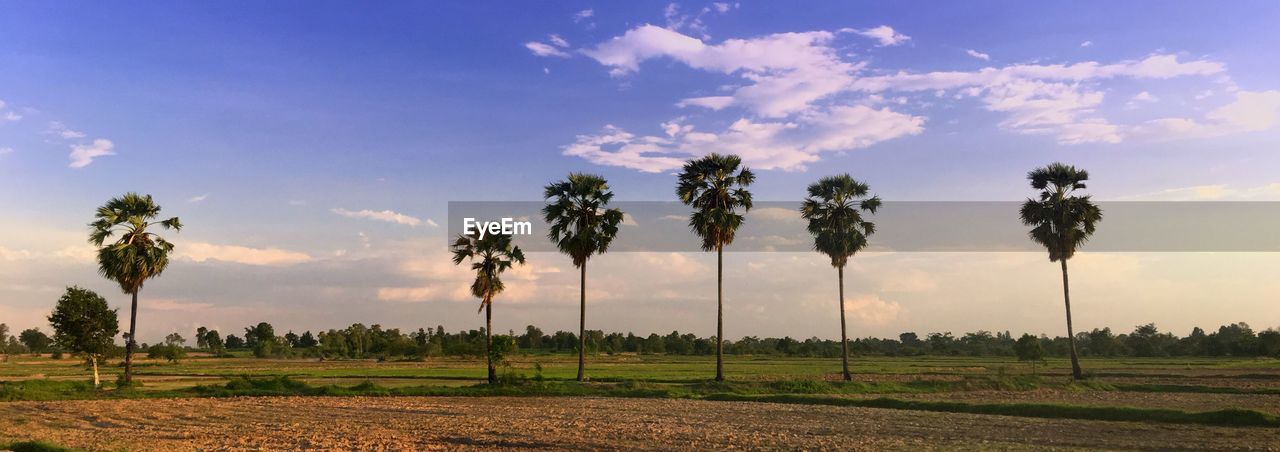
[[13, 315, 1275, 362]]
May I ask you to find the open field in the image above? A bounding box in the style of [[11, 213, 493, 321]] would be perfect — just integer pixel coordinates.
[[5, 396, 1280, 450], [2, 354, 1278, 449]]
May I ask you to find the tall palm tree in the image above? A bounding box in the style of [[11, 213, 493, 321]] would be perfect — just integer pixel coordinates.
[[88, 193, 182, 384], [1019, 163, 1102, 380], [676, 153, 754, 382], [543, 173, 624, 382], [451, 232, 526, 384], [800, 174, 880, 381]]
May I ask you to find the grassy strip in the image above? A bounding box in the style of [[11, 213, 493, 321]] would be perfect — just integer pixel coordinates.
[[704, 393, 1280, 428], [1, 440, 77, 452], [1079, 381, 1280, 395]]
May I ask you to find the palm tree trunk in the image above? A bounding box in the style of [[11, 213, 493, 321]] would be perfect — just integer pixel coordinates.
[[715, 244, 724, 382], [577, 262, 587, 382], [124, 290, 138, 384], [485, 296, 496, 385], [91, 354, 100, 388], [839, 265, 851, 381], [1061, 259, 1083, 380]]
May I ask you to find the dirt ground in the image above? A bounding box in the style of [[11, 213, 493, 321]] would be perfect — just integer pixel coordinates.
[[3, 396, 1279, 451]]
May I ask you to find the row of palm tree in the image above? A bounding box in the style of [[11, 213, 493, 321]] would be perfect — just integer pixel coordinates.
[[90, 156, 1101, 385]]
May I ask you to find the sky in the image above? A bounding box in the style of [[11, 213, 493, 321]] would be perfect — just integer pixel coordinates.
[[2, 1, 1279, 343]]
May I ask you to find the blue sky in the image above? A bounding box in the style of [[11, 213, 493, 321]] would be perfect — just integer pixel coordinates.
[[2, 2, 1279, 342]]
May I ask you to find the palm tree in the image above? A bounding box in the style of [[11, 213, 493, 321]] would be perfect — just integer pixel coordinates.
[[451, 232, 526, 384], [800, 174, 880, 381], [543, 173, 624, 382], [1019, 163, 1102, 380], [676, 153, 755, 382], [88, 193, 182, 385]]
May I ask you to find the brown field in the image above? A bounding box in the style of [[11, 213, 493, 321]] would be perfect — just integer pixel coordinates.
[[3, 396, 1279, 451]]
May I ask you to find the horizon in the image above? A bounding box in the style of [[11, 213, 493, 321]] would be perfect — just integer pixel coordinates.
[[3, 1, 1280, 344]]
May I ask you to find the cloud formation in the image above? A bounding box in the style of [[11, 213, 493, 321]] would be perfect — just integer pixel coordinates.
[[965, 49, 991, 61], [554, 17, 1265, 172], [848, 25, 911, 46], [179, 242, 313, 266], [525, 41, 570, 58], [331, 208, 426, 227], [68, 138, 115, 168]]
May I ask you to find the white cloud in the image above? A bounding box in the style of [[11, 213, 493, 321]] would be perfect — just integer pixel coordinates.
[[0, 100, 20, 121], [145, 299, 214, 312], [1137, 90, 1280, 139], [1125, 91, 1159, 110], [1120, 182, 1280, 201], [377, 286, 440, 303], [548, 34, 569, 48], [188, 194, 209, 203], [573, 8, 594, 22], [568, 22, 1263, 171], [676, 96, 735, 110], [712, 2, 732, 13], [583, 25, 861, 117], [331, 208, 424, 226], [525, 41, 570, 58], [750, 207, 802, 223], [68, 138, 115, 168], [848, 25, 911, 47], [1132, 91, 1158, 103], [564, 105, 923, 172], [46, 121, 86, 139], [844, 294, 902, 325], [849, 54, 1224, 144], [1080, 41, 1094, 47], [965, 49, 991, 61], [179, 242, 312, 266], [0, 147, 12, 156], [0, 246, 34, 261]]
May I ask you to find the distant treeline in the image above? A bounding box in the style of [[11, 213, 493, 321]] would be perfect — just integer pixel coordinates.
[[5, 321, 1277, 361]]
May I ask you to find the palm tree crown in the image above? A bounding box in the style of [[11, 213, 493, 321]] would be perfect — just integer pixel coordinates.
[[543, 173, 624, 266], [801, 174, 881, 267], [676, 153, 756, 249], [451, 232, 526, 312], [89, 193, 182, 293], [1019, 163, 1103, 261]]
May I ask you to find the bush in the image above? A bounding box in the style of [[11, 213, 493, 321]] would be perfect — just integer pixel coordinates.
[[115, 374, 143, 390], [3, 440, 75, 452], [0, 380, 95, 401], [147, 344, 186, 363]]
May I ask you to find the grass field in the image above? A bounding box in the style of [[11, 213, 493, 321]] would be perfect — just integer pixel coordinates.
[[2, 353, 1278, 449]]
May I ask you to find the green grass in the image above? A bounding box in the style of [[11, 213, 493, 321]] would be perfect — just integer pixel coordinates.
[[702, 394, 1280, 427], [0, 380, 97, 402], [1, 440, 77, 452], [4, 354, 1279, 431]]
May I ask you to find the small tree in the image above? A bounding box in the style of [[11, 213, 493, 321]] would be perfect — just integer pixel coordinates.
[[1014, 334, 1046, 376], [204, 330, 226, 356], [48, 287, 120, 387], [19, 328, 52, 355], [164, 332, 185, 347], [0, 323, 8, 362]]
